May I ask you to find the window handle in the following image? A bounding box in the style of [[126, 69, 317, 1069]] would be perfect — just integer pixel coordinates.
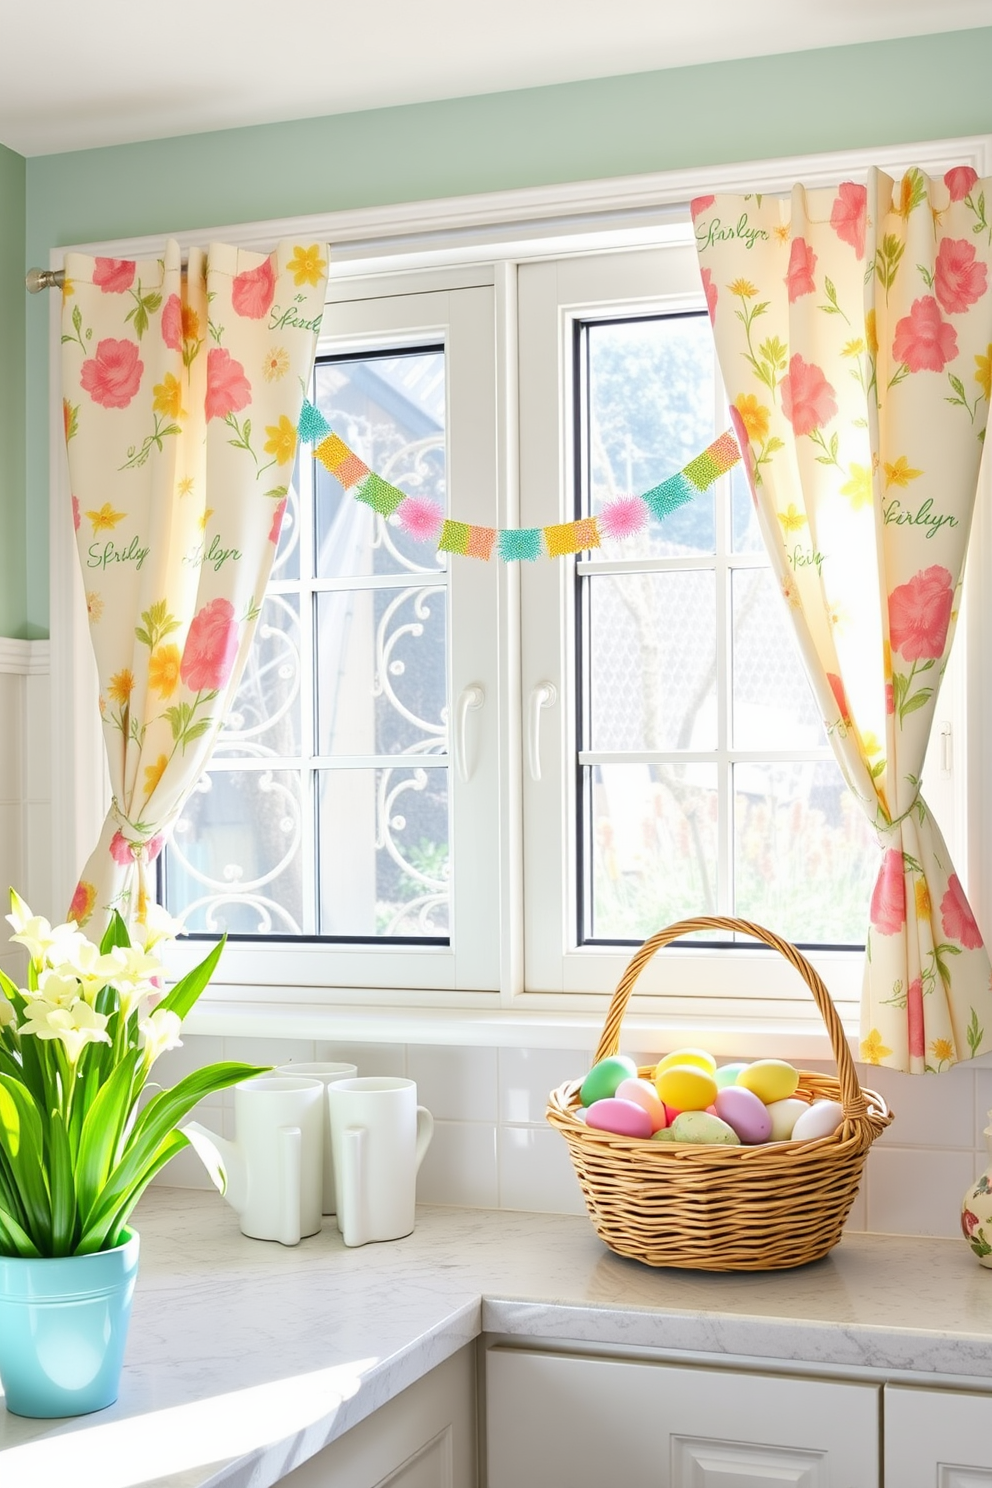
[[454, 685, 485, 783], [527, 682, 558, 782]]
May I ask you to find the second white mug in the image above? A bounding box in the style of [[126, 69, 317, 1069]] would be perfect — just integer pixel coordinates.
[[326, 1077, 433, 1248], [276, 1062, 358, 1214]]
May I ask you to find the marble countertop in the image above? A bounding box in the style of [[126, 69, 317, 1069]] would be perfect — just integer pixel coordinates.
[[2, 1190, 992, 1488]]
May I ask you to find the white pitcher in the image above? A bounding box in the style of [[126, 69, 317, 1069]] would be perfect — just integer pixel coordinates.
[[185, 1076, 324, 1246], [326, 1077, 433, 1248]]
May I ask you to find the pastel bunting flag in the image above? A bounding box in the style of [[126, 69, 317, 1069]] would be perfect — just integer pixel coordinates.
[[296, 402, 740, 564]]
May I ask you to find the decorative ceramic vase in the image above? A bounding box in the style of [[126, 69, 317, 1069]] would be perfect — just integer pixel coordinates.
[[0, 1228, 139, 1417], [962, 1123, 992, 1267]]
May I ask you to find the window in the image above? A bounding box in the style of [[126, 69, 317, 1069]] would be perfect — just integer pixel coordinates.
[[50, 135, 987, 1042]]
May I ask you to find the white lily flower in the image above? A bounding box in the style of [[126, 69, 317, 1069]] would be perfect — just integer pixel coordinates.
[[35, 968, 84, 1008], [6, 893, 85, 971], [50, 940, 126, 1004], [138, 1007, 183, 1067], [20, 997, 111, 1064], [98, 944, 165, 1019], [134, 902, 186, 952]]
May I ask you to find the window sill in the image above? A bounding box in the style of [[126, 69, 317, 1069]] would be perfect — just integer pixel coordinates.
[[184, 995, 857, 1062]]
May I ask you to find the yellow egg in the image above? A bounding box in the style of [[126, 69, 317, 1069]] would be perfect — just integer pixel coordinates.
[[736, 1059, 800, 1105], [655, 1063, 718, 1112], [654, 1047, 717, 1077]]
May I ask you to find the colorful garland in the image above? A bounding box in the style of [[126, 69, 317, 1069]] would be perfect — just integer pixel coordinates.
[[297, 400, 740, 562]]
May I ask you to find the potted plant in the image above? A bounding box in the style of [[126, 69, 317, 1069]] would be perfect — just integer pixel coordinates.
[[0, 891, 267, 1418]]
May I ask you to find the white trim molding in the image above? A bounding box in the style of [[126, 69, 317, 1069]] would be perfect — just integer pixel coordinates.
[[0, 639, 50, 676]]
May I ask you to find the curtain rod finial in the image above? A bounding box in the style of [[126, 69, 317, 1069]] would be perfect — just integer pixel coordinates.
[[25, 267, 64, 293]]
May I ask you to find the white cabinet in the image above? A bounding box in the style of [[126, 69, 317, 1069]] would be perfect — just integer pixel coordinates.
[[885, 1384, 992, 1487], [282, 1345, 477, 1488], [486, 1345, 879, 1488]]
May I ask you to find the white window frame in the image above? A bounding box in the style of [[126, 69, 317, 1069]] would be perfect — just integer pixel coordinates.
[[47, 132, 992, 1055]]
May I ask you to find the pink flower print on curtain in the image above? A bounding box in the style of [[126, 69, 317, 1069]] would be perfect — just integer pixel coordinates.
[[180, 598, 239, 692], [693, 167, 992, 1072], [61, 238, 328, 932], [80, 339, 144, 409]]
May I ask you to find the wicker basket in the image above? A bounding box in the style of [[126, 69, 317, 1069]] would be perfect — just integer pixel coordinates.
[[547, 916, 892, 1271]]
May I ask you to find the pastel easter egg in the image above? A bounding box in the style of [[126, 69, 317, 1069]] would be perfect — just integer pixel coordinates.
[[615, 1077, 668, 1131], [736, 1059, 800, 1105], [655, 1064, 718, 1113], [671, 1111, 741, 1146], [651, 1127, 679, 1142], [714, 1085, 773, 1144], [790, 1100, 844, 1143], [663, 1103, 682, 1126], [765, 1097, 810, 1142], [714, 1062, 748, 1089], [655, 1047, 717, 1077], [585, 1097, 654, 1138], [580, 1055, 638, 1107]]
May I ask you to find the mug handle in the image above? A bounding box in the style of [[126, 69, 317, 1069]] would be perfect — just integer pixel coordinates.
[[415, 1106, 434, 1172], [277, 1126, 302, 1247], [341, 1125, 368, 1248]]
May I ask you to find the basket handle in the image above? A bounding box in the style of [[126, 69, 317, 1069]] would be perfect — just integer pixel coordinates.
[[592, 916, 867, 1118]]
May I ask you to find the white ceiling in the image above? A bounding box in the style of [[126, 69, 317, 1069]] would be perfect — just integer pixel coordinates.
[[1, 0, 989, 157]]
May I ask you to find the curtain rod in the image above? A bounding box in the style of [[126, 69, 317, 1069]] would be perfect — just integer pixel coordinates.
[[26, 269, 65, 292]]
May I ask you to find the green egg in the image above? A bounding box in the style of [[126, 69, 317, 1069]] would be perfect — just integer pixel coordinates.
[[714, 1062, 748, 1089], [650, 1127, 679, 1142], [670, 1110, 741, 1146], [580, 1054, 639, 1107]]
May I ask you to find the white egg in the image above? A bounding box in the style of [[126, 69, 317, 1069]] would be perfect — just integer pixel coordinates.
[[790, 1100, 844, 1143], [764, 1097, 810, 1142]]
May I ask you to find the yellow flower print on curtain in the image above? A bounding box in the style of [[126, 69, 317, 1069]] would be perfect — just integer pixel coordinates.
[[693, 168, 992, 1073], [61, 240, 328, 932]]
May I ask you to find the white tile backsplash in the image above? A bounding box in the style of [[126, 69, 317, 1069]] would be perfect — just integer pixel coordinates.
[[866, 1144, 977, 1238], [417, 1119, 498, 1208], [407, 1044, 497, 1122], [313, 1041, 407, 1078], [499, 1046, 589, 1125], [498, 1125, 587, 1216]]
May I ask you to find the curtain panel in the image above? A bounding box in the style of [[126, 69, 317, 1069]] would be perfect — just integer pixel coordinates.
[[61, 239, 328, 932], [693, 167, 992, 1073]]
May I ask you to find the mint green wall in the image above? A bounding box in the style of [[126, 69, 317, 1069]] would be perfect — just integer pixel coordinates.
[[0, 143, 26, 638], [21, 25, 992, 637]]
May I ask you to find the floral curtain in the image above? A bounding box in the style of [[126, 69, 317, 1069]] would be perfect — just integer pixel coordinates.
[[61, 239, 328, 932], [693, 167, 992, 1073]]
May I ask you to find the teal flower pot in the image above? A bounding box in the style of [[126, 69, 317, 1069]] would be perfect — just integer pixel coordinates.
[[0, 1229, 139, 1418]]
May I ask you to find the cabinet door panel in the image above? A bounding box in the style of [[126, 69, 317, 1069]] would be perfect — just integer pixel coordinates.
[[486, 1347, 878, 1488], [885, 1385, 992, 1488]]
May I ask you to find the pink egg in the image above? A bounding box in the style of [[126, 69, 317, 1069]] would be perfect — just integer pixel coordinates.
[[615, 1078, 668, 1131], [714, 1085, 773, 1145], [585, 1097, 654, 1139], [664, 1103, 682, 1127]]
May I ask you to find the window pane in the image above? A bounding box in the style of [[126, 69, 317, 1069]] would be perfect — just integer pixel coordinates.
[[588, 571, 717, 752], [313, 352, 447, 582], [586, 315, 716, 557], [586, 763, 719, 938], [733, 760, 877, 943], [315, 585, 447, 757], [317, 766, 449, 938], [731, 462, 763, 553], [217, 592, 302, 758], [731, 569, 824, 751], [164, 768, 305, 934]]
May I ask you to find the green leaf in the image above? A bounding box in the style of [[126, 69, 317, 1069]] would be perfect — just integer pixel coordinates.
[[901, 689, 933, 716], [180, 718, 213, 749], [81, 1129, 189, 1255], [100, 909, 132, 955], [73, 304, 82, 334], [143, 292, 162, 314], [77, 1062, 266, 1252], [159, 938, 227, 1021], [264, 485, 289, 500], [0, 1201, 41, 1258], [48, 1112, 77, 1255], [75, 1057, 139, 1225], [968, 1008, 984, 1057], [0, 1075, 51, 1252]]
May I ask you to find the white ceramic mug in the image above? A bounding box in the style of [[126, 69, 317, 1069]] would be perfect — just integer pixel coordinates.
[[326, 1077, 434, 1248], [185, 1076, 324, 1246], [276, 1061, 358, 1214]]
